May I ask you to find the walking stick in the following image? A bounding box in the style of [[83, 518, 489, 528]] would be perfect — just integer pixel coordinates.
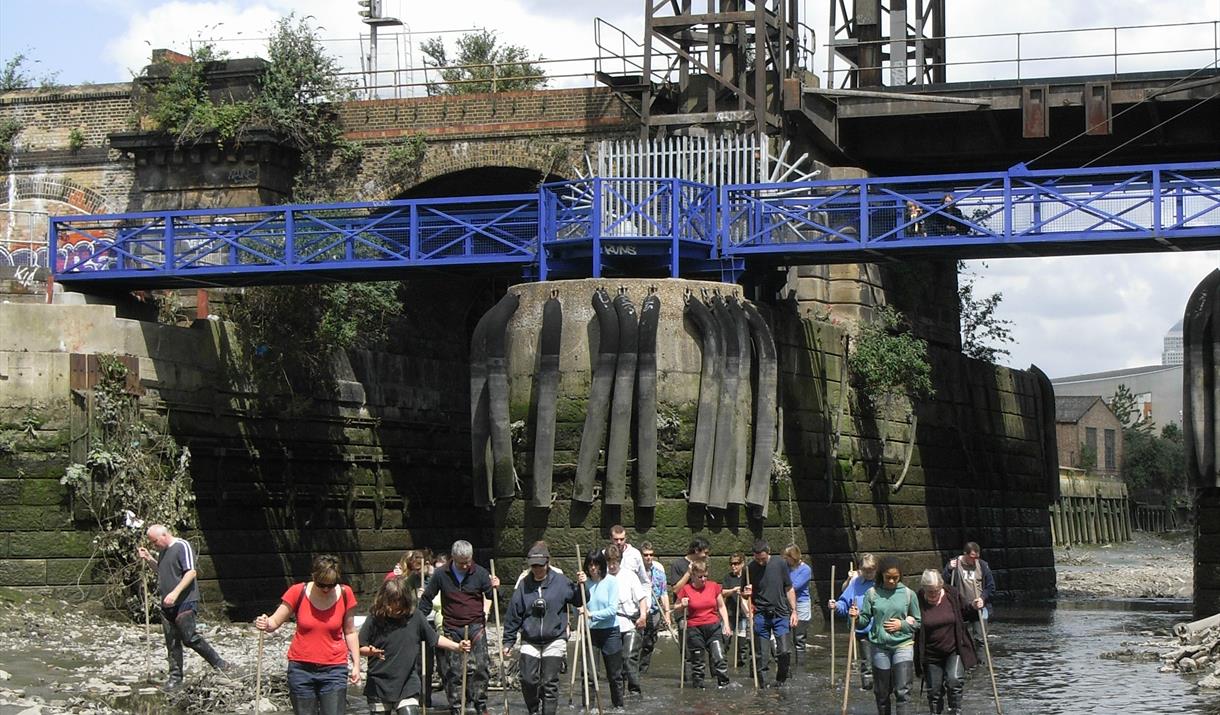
[[840, 615, 857, 715], [420, 555, 429, 715], [978, 614, 1002, 715], [678, 617, 686, 689], [490, 560, 509, 715], [255, 629, 264, 715], [731, 601, 739, 674], [830, 564, 836, 687], [744, 565, 759, 690], [461, 625, 470, 715], [568, 614, 583, 707], [142, 569, 151, 682], [576, 546, 603, 715]]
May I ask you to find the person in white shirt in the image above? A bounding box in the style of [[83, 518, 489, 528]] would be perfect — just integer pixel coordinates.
[[607, 544, 649, 696]]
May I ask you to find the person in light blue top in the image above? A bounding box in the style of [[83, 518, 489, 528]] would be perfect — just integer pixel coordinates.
[[579, 546, 624, 707], [783, 545, 813, 656], [830, 553, 878, 691]]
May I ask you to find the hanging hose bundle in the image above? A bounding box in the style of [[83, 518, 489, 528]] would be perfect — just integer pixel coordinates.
[[709, 294, 740, 510], [531, 293, 563, 507], [574, 288, 619, 503], [636, 291, 661, 508], [605, 290, 639, 506], [729, 296, 752, 506], [485, 292, 521, 501], [470, 302, 495, 508], [742, 301, 778, 517], [684, 292, 722, 506]]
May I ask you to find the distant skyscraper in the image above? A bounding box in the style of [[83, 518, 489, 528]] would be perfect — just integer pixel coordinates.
[[1163, 319, 1183, 366]]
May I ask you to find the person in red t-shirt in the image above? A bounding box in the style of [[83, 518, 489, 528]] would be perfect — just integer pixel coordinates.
[[256, 554, 360, 715], [673, 560, 732, 688]]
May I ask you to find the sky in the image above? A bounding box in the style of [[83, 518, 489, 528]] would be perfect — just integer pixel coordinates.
[[2, 0, 1219, 378]]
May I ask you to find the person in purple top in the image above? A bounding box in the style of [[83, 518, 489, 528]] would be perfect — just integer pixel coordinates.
[[783, 545, 813, 655]]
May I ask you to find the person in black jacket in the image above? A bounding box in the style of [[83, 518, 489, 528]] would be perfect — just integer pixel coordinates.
[[501, 543, 583, 715], [942, 541, 995, 659], [915, 570, 977, 715]]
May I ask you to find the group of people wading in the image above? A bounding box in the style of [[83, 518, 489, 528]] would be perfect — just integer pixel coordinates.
[[139, 522, 995, 715]]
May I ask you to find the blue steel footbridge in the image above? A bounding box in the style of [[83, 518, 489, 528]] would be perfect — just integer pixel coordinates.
[[50, 161, 1220, 289]]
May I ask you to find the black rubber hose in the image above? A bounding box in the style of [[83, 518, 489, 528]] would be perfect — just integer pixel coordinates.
[[1185, 269, 1220, 488], [486, 291, 521, 501], [531, 294, 563, 507], [729, 296, 752, 506], [469, 302, 495, 508], [709, 295, 740, 510], [685, 293, 722, 506], [636, 293, 661, 508], [742, 301, 778, 516], [1028, 364, 1060, 502], [575, 288, 619, 503], [605, 292, 639, 506]]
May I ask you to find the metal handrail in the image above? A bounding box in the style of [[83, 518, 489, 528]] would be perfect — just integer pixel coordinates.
[[828, 19, 1220, 86]]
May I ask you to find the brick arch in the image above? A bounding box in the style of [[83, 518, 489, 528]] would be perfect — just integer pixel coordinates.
[[0, 177, 113, 269], [0, 176, 111, 214], [404, 137, 585, 196]]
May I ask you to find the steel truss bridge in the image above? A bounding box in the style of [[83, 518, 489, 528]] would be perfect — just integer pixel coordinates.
[[51, 161, 1220, 288]]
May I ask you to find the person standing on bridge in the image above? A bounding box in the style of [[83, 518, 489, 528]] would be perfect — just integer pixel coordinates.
[[418, 540, 501, 715], [942, 541, 994, 660], [136, 524, 232, 692]]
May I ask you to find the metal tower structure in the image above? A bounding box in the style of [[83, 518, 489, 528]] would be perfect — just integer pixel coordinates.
[[827, 0, 946, 88], [596, 2, 814, 141]]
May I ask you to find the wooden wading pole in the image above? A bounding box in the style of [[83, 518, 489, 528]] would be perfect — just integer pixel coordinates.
[[744, 564, 759, 690], [491, 560, 509, 715], [978, 614, 1002, 715], [568, 611, 583, 706], [255, 629, 264, 715], [461, 625, 470, 715], [142, 570, 151, 682], [732, 596, 739, 674], [420, 555, 429, 715], [840, 614, 857, 715], [830, 564, 836, 688], [679, 617, 686, 689]]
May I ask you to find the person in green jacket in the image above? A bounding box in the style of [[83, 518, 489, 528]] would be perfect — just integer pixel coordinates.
[[848, 556, 921, 715]]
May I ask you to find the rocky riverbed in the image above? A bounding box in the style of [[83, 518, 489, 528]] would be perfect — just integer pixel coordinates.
[[1055, 530, 1192, 600]]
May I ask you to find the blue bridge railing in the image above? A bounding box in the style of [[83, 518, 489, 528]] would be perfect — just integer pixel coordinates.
[[51, 161, 1220, 287]]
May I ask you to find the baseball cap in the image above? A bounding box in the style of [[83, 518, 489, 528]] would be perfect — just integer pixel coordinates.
[[527, 544, 550, 565]]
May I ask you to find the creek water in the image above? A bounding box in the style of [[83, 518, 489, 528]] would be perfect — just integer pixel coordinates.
[[285, 599, 1206, 715], [2, 598, 1209, 714]]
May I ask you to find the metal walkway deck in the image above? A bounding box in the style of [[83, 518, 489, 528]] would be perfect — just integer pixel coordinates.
[[51, 161, 1220, 288]]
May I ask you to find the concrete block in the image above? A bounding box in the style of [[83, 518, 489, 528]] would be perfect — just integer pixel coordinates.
[[0, 558, 47, 586]]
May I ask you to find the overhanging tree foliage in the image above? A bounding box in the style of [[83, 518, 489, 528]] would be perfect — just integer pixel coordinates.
[[420, 30, 546, 95], [958, 261, 1014, 362]]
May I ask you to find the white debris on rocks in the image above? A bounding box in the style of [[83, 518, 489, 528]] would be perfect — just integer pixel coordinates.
[[1102, 622, 1220, 689]]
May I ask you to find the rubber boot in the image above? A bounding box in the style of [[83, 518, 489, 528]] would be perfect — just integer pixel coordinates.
[[752, 633, 773, 688], [709, 639, 730, 686], [539, 656, 563, 715], [774, 632, 793, 685], [945, 655, 965, 715], [395, 704, 421, 715], [621, 629, 642, 694], [288, 694, 316, 715], [872, 667, 893, 715], [317, 688, 347, 715], [689, 647, 706, 688], [603, 650, 625, 708], [520, 653, 543, 715], [892, 660, 914, 715], [859, 639, 874, 691]]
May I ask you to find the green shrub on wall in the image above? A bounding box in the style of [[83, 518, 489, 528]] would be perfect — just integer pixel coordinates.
[[59, 356, 195, 620]]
